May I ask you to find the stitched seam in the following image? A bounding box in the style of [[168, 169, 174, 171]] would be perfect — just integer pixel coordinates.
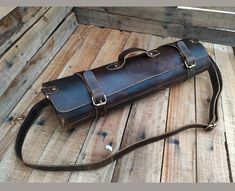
[[49, 51, 208, 113], [51, 65, 182, 113], [60, 67, 186, 125]]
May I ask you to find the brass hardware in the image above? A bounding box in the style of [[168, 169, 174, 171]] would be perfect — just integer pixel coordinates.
[[205, 122, 217, 131], [146, 49, 160, 57], [42, 86, 58, 98], [92, 95, 107, 107], [184, 60, 196, 69]]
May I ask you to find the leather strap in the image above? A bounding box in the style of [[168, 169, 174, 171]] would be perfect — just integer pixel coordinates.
[[177, 41, 196, 79], [83, 70, 107, 117], [14, 56, 222, 171]]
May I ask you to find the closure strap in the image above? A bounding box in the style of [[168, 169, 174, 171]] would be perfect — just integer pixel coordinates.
[[14, 56, 222, 171], [83, 70, 107, 117], [177, 41, 196, 79]]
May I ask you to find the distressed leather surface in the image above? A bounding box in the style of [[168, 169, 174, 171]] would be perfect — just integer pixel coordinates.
[[42, 39, 210, 127]]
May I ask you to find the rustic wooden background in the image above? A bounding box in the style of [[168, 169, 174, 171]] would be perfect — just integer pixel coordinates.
[[0, 7, 234, 183], [74, 7, 235, 46]]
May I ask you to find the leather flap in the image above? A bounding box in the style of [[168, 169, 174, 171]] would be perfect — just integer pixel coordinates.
[[42, 39, 209, 120]]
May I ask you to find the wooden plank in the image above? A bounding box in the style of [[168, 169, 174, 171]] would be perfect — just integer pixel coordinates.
[[66, 30, 130, 183], [214, 44, 235, 181], [111, 36, 173, 183], [26, 27, 112, 183], [0, 24, 93, 162], [0, 25, 94, 182], [77, 7, 235, 31], [0, 7, 49, 56], [195, 43, 230, 182], [0, 7, 72, 97], [75, 9, 235, 46], [0, 7, 15, 19], [161, 74, 196, 182], [0, 12, 78, 127]]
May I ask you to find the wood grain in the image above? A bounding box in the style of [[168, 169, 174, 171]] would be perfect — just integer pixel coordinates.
[[0, 25, 94, 183], [27, 26, 112, 183], [111, 36, 174, 183], [75, 8, 235, 46], [0, 7, 15, 19], [0, 7, 72, 97], [161, 73, 196, 182], [0, 12, 78, 126], [79, 7, 235, 30], [195, 43, 230, 182], [68, 30, 131, 183], [214, 44, 235, 181], [0, 7, 49, 56]]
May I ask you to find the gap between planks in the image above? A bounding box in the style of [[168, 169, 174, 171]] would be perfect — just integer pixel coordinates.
[[27, 26, 114, 182], [0, 24, 95, 182], [0, 7, 50, 56], [0, 7, 72, 98], [111, 36, 174, 183], [0, 7, 16, 19], [0, 12, 78, 130]]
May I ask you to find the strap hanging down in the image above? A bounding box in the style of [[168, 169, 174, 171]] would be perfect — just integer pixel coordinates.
[[14, 56, 222, 171]]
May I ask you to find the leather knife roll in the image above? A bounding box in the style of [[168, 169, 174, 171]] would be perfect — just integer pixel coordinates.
[[41, 39, 210, 128]]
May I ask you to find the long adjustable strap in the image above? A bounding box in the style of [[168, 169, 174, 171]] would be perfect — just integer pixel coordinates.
[[14, 56, 222, 171]]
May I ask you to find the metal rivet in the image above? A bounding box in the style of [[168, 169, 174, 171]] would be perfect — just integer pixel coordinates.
[[189, 39, 199, 43]]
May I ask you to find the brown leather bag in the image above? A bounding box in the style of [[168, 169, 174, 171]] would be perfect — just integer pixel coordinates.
[[15, 39, 222, 171]]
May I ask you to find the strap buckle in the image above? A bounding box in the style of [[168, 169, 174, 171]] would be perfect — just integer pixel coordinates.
[[205, 122, 217, 131], [184, 60, 196, 69], [92, 95, 107, 107]]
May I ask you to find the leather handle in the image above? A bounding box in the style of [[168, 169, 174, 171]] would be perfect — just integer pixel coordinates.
[[106, 47, 160, 70]]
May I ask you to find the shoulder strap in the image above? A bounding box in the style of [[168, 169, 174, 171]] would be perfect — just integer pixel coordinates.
[[14, 56, 222, 171]]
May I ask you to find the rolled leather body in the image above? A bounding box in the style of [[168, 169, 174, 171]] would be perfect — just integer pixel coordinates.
[[41, 39, 210, 128]]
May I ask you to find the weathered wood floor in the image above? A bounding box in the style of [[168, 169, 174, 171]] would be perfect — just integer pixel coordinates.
[[0, 24, 234, 183]]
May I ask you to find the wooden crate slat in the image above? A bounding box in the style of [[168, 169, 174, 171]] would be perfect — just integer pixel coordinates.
[[111, 36, 173, 183], [0, 25, 94, 182], [0, 7, 49, 56], [214, 44, 235, 180], [75, 9, 235, 47], [0, 7, 72, 98], [161, 76, 196, 182], [0, 12, 78, 126], [0, 7, 16, 19], [195, 43, 230, 182], [80, 7, 235, 31], [27, 26, 112, 182]]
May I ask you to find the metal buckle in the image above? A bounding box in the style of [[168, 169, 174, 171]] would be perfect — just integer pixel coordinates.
[[205, 122, 217, 131], [184, 60, 196, 69], [92, 95, 107, 107]]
